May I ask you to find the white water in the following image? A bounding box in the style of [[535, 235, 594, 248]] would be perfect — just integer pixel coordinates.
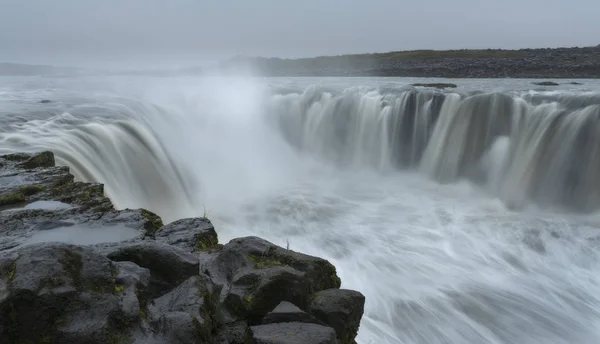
[[2, 76, 600, 343]]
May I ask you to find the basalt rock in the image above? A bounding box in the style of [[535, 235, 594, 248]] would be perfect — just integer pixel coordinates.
[[307, 289, 366, 344], [204, 236, 342, 323], [0, 151, 365, 344]]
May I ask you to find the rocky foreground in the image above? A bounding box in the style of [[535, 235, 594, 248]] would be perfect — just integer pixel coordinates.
[[0, 152, 365, 344]]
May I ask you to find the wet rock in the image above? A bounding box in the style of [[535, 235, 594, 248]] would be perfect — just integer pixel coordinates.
[[250, 322, 338, 344], [412, 83, 457, 89], [212, 320, 251, 344], [107, 242, 200, 288], [205, 236, 341, 323], [263, 301, 321, 325], [149, 275, 222, 343], [0, 243, 131, 344], [156, 217, 219, 252], [307, 289, 365, 344], [40, 99, 52, 103], [533, 81, 559, 86]]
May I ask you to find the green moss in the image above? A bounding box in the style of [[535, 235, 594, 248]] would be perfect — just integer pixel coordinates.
[[2, 153, 29, 161], [19, 185, 45, 196], [191, 315, 211, 343], [193, 234, 219, 252], [244, 294, 255, 306], [9, 260, 16, 282], [114, 284, 126, 294], [59, 250, 83, 287], [247, 255, 284, 269], [141, 209, 163, 236], [18, 151, 55, 169], [0, 192, 25, 206]]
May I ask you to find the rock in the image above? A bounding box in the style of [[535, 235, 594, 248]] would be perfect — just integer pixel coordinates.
[[262, 301, 321, 325], [411, 83, 457, 89], [40, 100, 52, 103], [250, 322, 338, 344], [212, 320, 251, 344], [0, 243, 132, 344], [533, 81, 559, 86], [204, 236, 341, 323], [106, 242, 200, 293], [307, 289, 365, 344], [156, 217, 219, 252], [149, 276, 222, 344]]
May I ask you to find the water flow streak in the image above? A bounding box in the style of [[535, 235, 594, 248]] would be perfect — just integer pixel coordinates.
[[2, 76, 600, 344]]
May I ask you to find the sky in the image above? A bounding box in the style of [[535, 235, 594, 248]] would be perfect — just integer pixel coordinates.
[[0, 0, 599, 68]]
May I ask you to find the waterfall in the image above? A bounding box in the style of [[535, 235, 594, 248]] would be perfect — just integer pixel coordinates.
[[269, 86, 600, 211]]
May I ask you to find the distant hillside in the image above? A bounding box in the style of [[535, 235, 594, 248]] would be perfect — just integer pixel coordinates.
[[215, 46, 600, 78], [0, 63, 81, 76]]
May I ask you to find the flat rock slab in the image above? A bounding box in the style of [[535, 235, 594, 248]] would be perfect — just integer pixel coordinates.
[[251, 322, 338, 344], [263, 301, 321, 325]]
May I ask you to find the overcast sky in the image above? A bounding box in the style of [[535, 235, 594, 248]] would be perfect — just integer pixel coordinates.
[[0, 0, 598, 68]]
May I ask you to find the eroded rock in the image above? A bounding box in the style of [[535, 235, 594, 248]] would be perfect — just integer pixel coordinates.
[[205, 236, 341, 323], [307, 289, 365, 344], [156, 217, 219, 252]]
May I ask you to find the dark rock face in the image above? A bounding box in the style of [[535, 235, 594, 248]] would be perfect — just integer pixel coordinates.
[[532, 81, 559, 86], [205, 236, 341, 323], [155, 217, 219, 252], [412, 83, 458, 89], [307, 289, 366, 344], [0, 151, 366, 344]]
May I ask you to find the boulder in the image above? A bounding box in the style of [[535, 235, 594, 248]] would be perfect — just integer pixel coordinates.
[[307, 289, 365, 344], [262, 301, 321, 325], [149, 276, 223, 344], [156, 217, 219, 252], [106, 242, 200, 295], [204, 236, 341, 323], [211, 320, 251, 344], [250, 322, 338, 344], [0, 243, 134, 344]]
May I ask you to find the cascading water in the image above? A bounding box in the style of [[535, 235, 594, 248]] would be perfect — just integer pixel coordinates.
[[270, 85, 600, 211], [2, 75, 600, 344]]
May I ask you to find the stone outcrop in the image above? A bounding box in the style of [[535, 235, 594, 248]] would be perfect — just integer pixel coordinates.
[[0, 151, 365, 344]]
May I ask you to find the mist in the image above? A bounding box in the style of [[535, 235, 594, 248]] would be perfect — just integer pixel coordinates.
[[1, 0, 599, 68]]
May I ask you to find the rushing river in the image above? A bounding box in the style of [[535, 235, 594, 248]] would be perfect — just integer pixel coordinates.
[[2, 75, 600, 344]]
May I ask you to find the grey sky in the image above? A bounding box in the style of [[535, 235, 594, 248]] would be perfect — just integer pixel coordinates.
[[0, 0, 598, 68]]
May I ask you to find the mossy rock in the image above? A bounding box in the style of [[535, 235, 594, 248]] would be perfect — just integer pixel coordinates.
[[20, 184, 45, 196], [17, 151, 55, 169], [141, 209, 163, 237], [0, 192, 26, 206]]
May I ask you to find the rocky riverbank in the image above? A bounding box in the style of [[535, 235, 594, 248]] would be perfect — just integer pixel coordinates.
[[216, 45, 600, 78], [0, 151, 365, 344]]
